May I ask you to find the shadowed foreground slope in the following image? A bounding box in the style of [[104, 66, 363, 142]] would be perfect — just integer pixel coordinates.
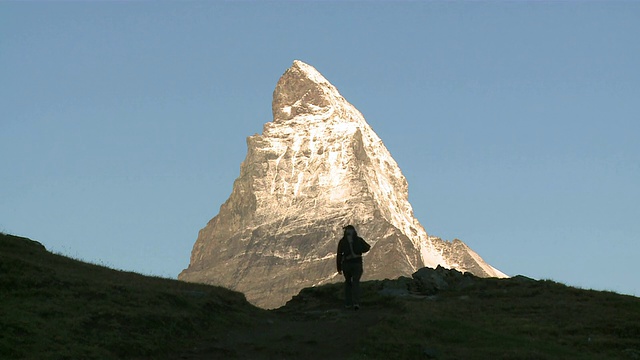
[[0, 233, 261, 359], [2, 233, 639, 359]]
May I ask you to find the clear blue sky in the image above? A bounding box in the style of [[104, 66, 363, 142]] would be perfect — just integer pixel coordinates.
[[1, 2, 638, 297]]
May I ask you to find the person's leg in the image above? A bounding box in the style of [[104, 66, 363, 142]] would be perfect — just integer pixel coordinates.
[[343, 263, 353, 307], [352, 262, 363, 309]]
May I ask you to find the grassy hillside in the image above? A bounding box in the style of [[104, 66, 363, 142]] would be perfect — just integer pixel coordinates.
[[361, 279, 640, 359], [1, 233, 639, 359], [278, 277, 640, 360], [0, 233, 262, 359]]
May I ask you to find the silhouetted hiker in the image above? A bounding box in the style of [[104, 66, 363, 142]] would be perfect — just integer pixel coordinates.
[[336, 225, 371, 310]]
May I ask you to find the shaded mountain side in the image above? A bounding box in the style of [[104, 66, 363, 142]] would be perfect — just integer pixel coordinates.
[[3, 233, 639, 360], [181, 219, 423, 308]]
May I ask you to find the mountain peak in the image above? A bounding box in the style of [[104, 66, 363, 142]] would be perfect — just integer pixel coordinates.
[[291, 60, 329, 84], [272, 60, 341, 122]]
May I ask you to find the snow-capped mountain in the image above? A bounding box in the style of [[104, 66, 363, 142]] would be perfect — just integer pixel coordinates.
[[179, 60, 506, 309]]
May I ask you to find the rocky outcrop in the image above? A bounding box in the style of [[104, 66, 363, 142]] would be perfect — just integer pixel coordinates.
[[179, 60, 506, 309], [412, 265, 477, 295]]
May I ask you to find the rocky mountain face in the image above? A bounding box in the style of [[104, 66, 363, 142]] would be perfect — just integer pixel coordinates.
[[179, 60, 506, 309]]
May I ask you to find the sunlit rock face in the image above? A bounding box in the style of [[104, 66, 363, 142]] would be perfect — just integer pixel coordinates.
[[179, 60, 506, 309]]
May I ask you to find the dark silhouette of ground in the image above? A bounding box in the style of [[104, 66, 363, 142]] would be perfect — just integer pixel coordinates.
[[4, 233, 639, 360], [179, 287, 394, 359]]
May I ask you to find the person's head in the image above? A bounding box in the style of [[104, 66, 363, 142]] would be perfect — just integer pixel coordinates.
[[343, 225, 357, 238]]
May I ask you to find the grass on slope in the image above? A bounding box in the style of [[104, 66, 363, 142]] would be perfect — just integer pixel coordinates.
[[0, 233, 262, 360], [353, 277, 640, 360], [2, 232, 639, 360], [278, 275, 640, 359]]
